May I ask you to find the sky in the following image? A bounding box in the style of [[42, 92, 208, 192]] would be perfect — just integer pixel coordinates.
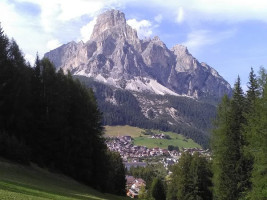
[[1, 0, 267, 89]]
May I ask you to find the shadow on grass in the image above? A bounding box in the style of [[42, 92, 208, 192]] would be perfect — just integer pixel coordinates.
[[0, 180, 107, 200]]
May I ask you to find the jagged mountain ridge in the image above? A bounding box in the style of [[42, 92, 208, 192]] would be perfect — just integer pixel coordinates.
[[44, 9, 232, 99]]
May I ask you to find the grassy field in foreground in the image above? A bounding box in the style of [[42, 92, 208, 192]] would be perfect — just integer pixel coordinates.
[[104, 126, 201, 149], [0, 159, 128, 200]]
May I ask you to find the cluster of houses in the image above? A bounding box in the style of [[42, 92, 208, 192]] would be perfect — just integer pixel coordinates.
[[183, 147, 211, 158], [151, 133, 170, 139], [106, 136, 170, 161], [126, 175, 146, 198], [106, 135, 211, 198], [106, 136, 211, 163]]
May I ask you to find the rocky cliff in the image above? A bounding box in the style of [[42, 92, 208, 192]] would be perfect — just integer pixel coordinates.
[[44, 9, 231, 99]]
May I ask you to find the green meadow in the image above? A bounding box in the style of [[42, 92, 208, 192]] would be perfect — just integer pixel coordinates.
[[104, 126, 201, 149], [0, 159, 128, 200]]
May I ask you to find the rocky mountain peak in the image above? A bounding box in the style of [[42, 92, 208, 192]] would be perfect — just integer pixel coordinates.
[[171, 44, 189, 56], [44, 9, 232, 99], [90, 9, 138, 42]]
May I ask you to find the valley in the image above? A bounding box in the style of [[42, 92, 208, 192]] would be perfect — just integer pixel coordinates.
[[104, 125, 201, 149]]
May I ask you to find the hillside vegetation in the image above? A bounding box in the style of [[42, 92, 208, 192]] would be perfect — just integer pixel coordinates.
[[104, 126, 201, 149], [77, 76, 216, 148], [0, 26, 126, 196], [0, 159, 128, 200]]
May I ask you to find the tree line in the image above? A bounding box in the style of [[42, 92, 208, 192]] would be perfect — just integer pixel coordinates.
[[0, 25, 125, 195]]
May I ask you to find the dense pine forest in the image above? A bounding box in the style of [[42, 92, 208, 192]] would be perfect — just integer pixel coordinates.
[[0, 26, 125, 195]]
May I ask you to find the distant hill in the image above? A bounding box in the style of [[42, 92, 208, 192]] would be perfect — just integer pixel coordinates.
[[0, 159, 128, 200]]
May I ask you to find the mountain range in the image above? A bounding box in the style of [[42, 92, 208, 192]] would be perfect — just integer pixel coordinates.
[[44, 9, 232, 147]]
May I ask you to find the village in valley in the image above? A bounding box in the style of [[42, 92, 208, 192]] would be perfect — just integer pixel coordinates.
[[105, 130, 211, 198]]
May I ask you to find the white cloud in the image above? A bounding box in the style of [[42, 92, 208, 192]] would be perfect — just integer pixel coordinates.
[[154, 14, 163, 23], [13, 0, 121, 33], [57, 0, 104, 21], [183, 29, 236, 51], [46, 39, 62, 51], [176, 7, 184, 23], [25, 53, 35, 66], [0, 0, 50, 57], [127, 19, 153, 38], [80, 17, 97, 42], [0, 0, 122, 58], [2, 0, 267, 67], [139, 0, 267, 23]]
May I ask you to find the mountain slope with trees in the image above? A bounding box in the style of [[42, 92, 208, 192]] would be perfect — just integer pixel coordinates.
[[76, 75, 217, 148]]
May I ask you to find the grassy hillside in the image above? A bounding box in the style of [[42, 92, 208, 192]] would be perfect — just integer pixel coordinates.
[[104, 126, 201, 149], [0, 159, 128, 200]]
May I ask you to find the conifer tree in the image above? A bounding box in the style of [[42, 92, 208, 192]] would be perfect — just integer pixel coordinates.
[[244, 76, 267, 199], [257, 67, 267, 94], [151, 177, 166, 200], [246, 67, 260, 111], [212, 77, 247, 200], [0, 24, 9, 65], [168, 152, 212, 200]]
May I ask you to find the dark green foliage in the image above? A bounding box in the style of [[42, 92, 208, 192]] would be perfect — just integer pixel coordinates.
[[243, 77, 267, 199], [105, 151, 126, 195], [246, 68, 260, 108], [167, 145, 179, 151], [167, 152, 212, 200], [0, 26, 125, 196], [211, 71, 267, 200], [129, 165, 157, 188], [257, 67, 267, 93], [151, 177, 166, 200], [0, 25, 9, 65], [211, 77, 248, 200], [0, 131, 30, 164]]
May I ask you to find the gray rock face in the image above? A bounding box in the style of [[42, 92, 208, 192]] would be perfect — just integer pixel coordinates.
[[44, 9, 231, 99]]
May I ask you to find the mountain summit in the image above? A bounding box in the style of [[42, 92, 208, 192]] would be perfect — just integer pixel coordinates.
[[44, 9, 231, 99]]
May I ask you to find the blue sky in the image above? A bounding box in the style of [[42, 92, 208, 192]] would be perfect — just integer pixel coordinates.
[[1, 0, 267, 89]]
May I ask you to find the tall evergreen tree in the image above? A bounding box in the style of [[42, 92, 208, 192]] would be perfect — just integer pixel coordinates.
[[151, 177, 166, 200], [105, 151, 126, 195], [257, 67, 267, 94], [168, 152, 212, 200], [246, 67, 260, 111], [244, 76, 267, 199], [0, 24, 9, 65], [211, 95, 231, 199], [190, 152, 213, 200], [212, 76, 248, 200]]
